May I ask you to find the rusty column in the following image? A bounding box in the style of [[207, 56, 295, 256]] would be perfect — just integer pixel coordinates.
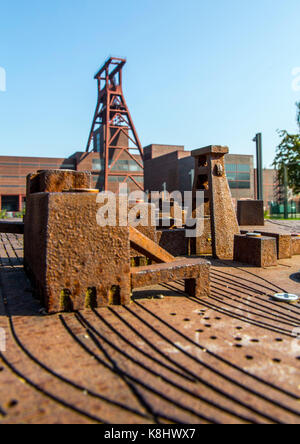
[[192, 145, 240, 260]]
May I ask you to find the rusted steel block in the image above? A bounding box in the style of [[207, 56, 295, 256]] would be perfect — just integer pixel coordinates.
[[0, 221, 24, 234], [24, 192, 131, 313], [234, 235, 277, 267], [26, 169, 91, 196], [131, 258, 210, 297], [253, 231, 292, 259], [129, 202, 157, 258], [292, 236, 300, 255], [156, 228, 188, 257], [190, 217, 212, 255], [237, 200, 264, 226]]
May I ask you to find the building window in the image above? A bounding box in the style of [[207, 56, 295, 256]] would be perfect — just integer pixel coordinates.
[[108, 175, 126, 183], [131, 176, 144, 183], [0, 175, 26, 178], [238, 164, 250, 172], [92, 159, 104, 171], [225, 163, 251, 190], [225, 164, 236, 172], [110, 159, 143, 172], [1, 196, 19, 212]]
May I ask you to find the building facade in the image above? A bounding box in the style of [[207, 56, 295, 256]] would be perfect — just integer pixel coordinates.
[[0, 150, 143, 212], [0, 144, 295, 213], [143, 144, 283, 209]]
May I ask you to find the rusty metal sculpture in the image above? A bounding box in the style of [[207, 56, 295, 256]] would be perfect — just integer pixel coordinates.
[[192, 145, 240, 260], [23, 170, 210, 313]]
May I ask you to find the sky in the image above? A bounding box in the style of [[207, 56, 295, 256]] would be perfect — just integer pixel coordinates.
[[0, 0, 299, 167]]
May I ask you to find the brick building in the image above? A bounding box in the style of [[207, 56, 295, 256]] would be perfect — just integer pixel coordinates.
[[0, 143, 295, 213], [143, 144, 282, 209], [0, 150, 143, 212], [144, 144, 255, 196]]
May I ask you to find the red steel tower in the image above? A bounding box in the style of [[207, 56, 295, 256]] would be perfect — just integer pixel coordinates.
[[86, 57, 144, 191]]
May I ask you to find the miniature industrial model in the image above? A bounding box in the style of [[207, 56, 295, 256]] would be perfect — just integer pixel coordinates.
[[23, 169, 210, 313], [0, 57, 300, 314]]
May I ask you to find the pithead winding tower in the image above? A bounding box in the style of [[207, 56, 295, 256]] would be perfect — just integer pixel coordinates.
[[86, 57, 144, 191]]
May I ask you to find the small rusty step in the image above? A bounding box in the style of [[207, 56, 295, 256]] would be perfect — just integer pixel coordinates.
[[131, 257, 210, 298]]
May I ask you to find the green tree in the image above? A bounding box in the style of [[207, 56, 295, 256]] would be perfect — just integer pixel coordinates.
[[273, 102, 300, 195]]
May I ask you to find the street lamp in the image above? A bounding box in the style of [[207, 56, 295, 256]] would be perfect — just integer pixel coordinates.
[[253, 133, 263, 201]]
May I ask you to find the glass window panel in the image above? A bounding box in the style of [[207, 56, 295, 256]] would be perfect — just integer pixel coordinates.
[[225, 164, 237, 172], [129, 161, 143, 172], [92, 159, 104, 171], [108, 175, 126, 182], [237, 164, 250, 172], [238, 181, 251, 189], [236, 173, 250, 181], [226, 173, 237, 181], [131, 176, 144, 183]]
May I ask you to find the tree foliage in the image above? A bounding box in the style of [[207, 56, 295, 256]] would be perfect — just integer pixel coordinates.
[[273, 102, 300, 195]]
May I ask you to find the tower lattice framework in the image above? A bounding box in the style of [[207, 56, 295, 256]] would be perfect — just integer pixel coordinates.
[[86, 57, 144, 191]]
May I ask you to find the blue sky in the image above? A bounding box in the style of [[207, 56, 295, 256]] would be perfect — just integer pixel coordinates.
[[0, 0, 299, 167]]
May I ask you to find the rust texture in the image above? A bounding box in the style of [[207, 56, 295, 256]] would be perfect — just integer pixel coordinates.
[[129, 202, 157, 259], [254, 231, 292, 259], [292, 237, 300, 255], [129, 226, 175, 264], [157, 228, 189, 257], [24, 192, 131, 312], [192, 145, 240, 260], [234, 235, 277, 267], [0, 234, 300, 427], [26, 169, 92, 197], [237, 200, 265, 226], [131, 258, 210, 298], [1, 231, 300, 424], [23, 170, 211, 313]]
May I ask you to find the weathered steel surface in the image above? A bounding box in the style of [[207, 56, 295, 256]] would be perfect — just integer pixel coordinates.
[[234, 235, 277, 267], [0, 221, 24, 235], [24, 192, 131, 312], [0, 233, 300, 424], [129, 226, 175, 264], [192, 146, 240, 260], [129, 202, 157, 259], [254, 231, 292, 259], [237, 200, 265, 226], [131, 258, 210, 298], [156, 228, 188, 257], [26, 169, 91, 196], [292, 237, 300, 255]]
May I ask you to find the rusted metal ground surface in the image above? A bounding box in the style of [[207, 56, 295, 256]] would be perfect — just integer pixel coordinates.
[[0, 232, 300, 424], [244, 219, 300, 234]]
